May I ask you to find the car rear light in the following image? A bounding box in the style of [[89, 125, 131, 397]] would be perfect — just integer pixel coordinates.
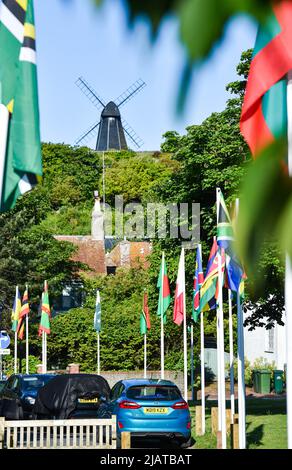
[[171, 401, 189, 410], [118, 421, 124, 429], [187, 421, 191, 429], [119, 401, 141, 409]]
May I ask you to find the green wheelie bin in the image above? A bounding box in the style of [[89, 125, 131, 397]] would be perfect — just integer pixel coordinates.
[[273, 370, 284, 394], [258, 370, 271, 394], [253, 370, 259, 393]]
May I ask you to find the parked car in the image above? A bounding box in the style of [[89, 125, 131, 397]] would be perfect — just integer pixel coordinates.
[[0, 374, 56, 419], [32, 373, 111, 419], [107, 379, 192, 448]]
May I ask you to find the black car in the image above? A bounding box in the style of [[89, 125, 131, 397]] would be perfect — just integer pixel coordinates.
[[0, 374, 56, 420], [33, 373, 111, 420]]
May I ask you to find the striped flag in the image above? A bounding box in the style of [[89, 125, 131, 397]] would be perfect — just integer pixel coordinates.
[[38, 280, 51, 336], [173, 249, 185, 326], [0, 0, 41, 211], [240, 2, 292, 157], [140, 291, 150, 335], [192, 245, 204, 322], [217, 189, 244, 292], [17, 286, 29, 340], [94, 290, 101, 333], [11, 286, 21, 332], [157, 255, 171, 323]]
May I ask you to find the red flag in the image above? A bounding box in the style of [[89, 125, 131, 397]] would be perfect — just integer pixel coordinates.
[[173, 249, 185, 326]]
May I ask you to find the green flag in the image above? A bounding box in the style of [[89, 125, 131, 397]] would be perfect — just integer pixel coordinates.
[[157, 254, 171, 324], [38, 281, 51, 335], [0, 0, 42, 211]]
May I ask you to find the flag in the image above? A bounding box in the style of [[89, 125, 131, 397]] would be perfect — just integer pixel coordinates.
[[0, 0, 42, 211], [217, 189, 244, 293], [240, 1, 292, 156], [38, 280, 51, 336], [94, 290, 101, 333], [140, 291, 151, 335], [199, 238, 220, 311], [11, 287, 21, 332], [157, 254, 171, 323], [192, 245, 204, 322], [17, 286, 29, 340], [173, 249, 185, 326]]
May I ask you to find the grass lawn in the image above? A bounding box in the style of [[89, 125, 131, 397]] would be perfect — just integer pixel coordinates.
[[189, 398, 287, 449]]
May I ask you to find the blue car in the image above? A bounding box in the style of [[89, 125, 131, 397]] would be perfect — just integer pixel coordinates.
[[0, 374, 56, 419], [107, 379, 192, 447]]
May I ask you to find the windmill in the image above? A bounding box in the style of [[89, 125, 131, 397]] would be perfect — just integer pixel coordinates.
[[75, 77, 146, 151]]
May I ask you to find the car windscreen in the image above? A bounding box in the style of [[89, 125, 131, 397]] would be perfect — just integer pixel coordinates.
[[126, 385, 182, 401], [22, 376, 54, 391]]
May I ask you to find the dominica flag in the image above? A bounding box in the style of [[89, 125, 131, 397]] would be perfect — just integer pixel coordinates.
[[240, 1, 292, 156], [38, 280, 51, 336], [217, 188, 244, 292], [11, 286, 21, 332], [192, 245, 204, 322], [16, 285, 29, 340], [157, 253, 171, 324], [140, 291, 151, 335], [0, 0, 42, 211], [94, 290, 101, 333]]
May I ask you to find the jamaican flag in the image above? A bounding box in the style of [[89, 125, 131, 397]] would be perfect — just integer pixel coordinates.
[[0, 0, 41, 211]]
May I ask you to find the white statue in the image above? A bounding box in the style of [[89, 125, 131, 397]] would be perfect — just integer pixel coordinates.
[[91, 191, 104, 240]]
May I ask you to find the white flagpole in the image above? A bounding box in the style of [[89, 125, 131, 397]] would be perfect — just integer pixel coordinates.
[[228, 290, 235, 424], [286, 71, 292, 449], [216, 188, 227, 449], [182, 248, 188, 402], [0, 104, 9, 207], [14, 286, 18, 374], [144, 334, 147, 378], [217, 295, 222, 433], [161, 251, 165, 379], [190, 324, 195, 401], [235, 198, 246, 449], [97, 332, 100, 375], [26, 284, 29, 375], [200, 310, 206, 434]]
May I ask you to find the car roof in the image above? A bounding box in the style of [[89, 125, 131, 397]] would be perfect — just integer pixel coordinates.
[[10, 374, 56, 379], [119, 379, 177, 387]]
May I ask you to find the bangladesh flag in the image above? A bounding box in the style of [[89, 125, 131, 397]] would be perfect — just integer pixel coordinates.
[[140, 291, 151, 335], [240, 1, 292, 156], [38, 280, 51, 336], [157, 253, 171, 324]]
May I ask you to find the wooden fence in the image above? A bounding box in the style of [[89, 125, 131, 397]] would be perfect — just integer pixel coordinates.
[[0, 416, 117, 450]]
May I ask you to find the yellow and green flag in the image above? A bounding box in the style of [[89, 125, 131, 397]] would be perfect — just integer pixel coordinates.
[[38, 280, 51, 336], [0, 0, 41, 211], [11, 286, 21, 332]]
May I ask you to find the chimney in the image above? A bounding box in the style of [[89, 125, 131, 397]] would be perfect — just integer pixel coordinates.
[[91, 190, 104, 241]]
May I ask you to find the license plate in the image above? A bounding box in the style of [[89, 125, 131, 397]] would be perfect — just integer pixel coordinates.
[[144, 407, 168, 414], [78, 398, 98, 404]]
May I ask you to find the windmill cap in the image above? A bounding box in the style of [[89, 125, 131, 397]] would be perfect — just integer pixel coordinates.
[[102, 101, 121, 118]]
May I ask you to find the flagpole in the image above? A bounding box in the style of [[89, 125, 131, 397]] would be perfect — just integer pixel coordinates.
[[286, 70, 292, 449], [235, 198, 246, 449], [216, 189, 227, 449], [25, 284, 29, 375], [0, 104, 9, 207], [161, 251, 165, 380], [190, 324, 195, 402], [144, 334, 147, 378], [14, 286, 18, 374], [182, 248, 188, 402], [228, 290, 235, 424], [97, 332, 100, 375], [200, 310, 206, 434]]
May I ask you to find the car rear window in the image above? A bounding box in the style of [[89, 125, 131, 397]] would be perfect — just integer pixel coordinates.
[[22, 376, 54, 390], [126, 385, 181, 401]]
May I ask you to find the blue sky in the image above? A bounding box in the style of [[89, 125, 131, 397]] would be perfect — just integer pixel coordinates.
[[34, 0, 257, 151]]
